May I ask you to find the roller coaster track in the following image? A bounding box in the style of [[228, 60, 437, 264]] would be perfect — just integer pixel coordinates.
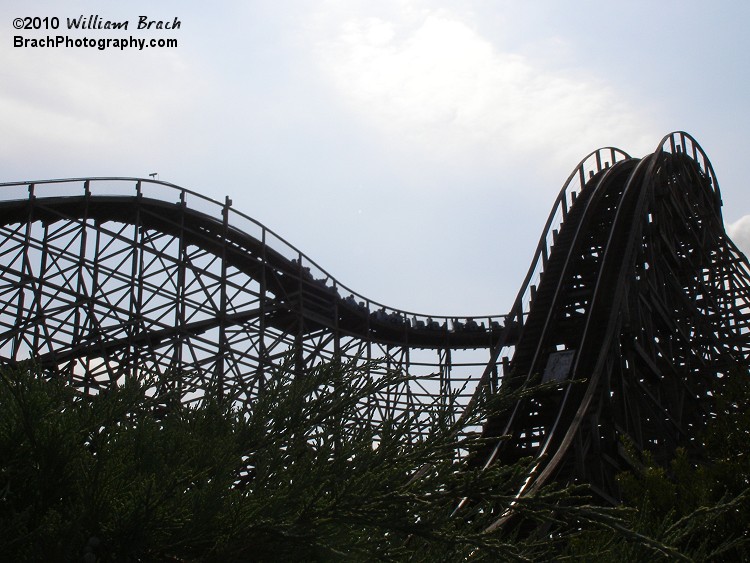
[[0, 132, 748, 504], [475, 132, 750, 510]]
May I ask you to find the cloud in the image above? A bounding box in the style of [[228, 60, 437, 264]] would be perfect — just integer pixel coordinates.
[[727, 215, 750, 258], [0, 47, 200, 170], [313, 8, 656, 172]]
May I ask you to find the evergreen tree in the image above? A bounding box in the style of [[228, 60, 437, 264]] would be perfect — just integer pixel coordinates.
[[0, 361, 627, 562], [564, 366, 750, 562]]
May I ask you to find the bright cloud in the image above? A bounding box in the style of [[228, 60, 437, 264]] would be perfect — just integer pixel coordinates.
[[314, 9, 656, 169], [727, 215, 750, 258], [0, 48, 199, 165]]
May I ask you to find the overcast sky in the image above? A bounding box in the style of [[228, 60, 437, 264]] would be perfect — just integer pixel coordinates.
[[2, 0, 749, 316]]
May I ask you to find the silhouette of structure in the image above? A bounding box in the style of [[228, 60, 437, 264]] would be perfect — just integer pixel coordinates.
[[0, 131, 748, 504]]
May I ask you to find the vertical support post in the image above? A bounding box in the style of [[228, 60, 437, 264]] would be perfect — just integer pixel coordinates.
[[215, 195, 232, 402], [172, 189, 188, 395], [70, 180, 91, 386], [129, 180, 144, 381]]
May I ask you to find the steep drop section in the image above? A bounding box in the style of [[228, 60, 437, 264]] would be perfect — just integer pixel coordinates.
[[476, 132, 750, 509]]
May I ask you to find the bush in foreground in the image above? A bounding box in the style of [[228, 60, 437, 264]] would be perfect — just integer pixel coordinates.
[[7, 360, 744, 561]]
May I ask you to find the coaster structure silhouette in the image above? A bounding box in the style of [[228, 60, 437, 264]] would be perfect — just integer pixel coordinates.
[[0, 131, 748, 504]]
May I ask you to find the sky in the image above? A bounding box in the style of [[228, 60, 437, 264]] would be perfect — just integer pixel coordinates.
[[2, 0, 749, 317]]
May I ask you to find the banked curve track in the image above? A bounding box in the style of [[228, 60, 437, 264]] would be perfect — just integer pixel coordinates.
[[0, 132, 748, 504]]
